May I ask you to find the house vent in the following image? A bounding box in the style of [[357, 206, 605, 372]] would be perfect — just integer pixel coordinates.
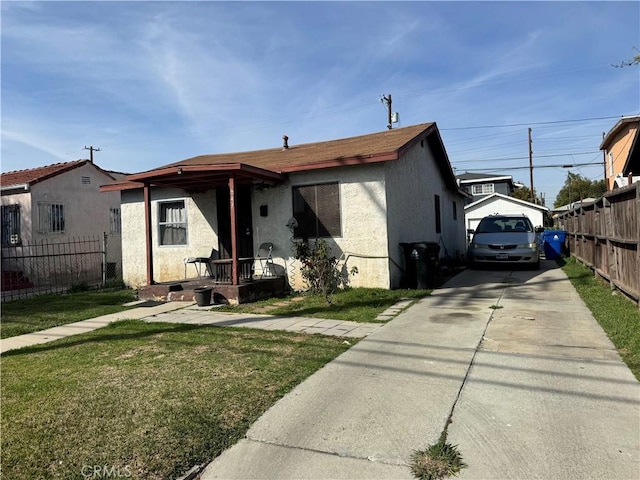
[[81, 176, 91, 184]]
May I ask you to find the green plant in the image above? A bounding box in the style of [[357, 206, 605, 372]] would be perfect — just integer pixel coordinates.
[[294, 238, 357, 303], [411, 432, 466, 480]]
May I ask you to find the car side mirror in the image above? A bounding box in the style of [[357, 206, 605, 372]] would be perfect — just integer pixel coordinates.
[[535, 226, 544, 233]]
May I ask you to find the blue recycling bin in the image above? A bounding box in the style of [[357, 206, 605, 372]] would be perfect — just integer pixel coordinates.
[[543, 230, 567, 260]]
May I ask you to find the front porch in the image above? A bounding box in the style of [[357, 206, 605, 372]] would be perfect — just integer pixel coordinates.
[[137, 276, 288, 305]]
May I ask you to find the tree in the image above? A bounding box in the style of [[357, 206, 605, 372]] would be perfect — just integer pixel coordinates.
[[512, 184, 541, 204], [554, 172, 607, 208], [612, 47, 640, 68]]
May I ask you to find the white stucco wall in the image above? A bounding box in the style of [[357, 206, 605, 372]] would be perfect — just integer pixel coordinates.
[[120, 188, 219, 287], [251, 164, 389, 290], [385, 140, 467, 287]]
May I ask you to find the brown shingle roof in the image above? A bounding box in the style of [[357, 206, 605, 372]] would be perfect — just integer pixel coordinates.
[[168, 122, 435, 172], [101, 122, 460, 193]]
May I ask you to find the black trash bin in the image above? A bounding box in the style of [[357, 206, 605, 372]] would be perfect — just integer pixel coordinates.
[[400, 242, 440, 289], [194, 287, 213, 307]]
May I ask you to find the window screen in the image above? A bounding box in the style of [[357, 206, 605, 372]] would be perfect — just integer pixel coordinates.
[[292, 183, 341, 239]]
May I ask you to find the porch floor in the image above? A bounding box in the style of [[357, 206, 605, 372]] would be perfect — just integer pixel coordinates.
[[137, 276, 288, 305]]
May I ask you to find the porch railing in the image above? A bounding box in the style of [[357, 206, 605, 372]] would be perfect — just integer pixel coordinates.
[[209, 258, 255, 283]]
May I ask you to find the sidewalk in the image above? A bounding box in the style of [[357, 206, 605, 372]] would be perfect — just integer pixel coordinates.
[[200, 261, 640, 479], [1, 295, 410, 354], [0, 301, 190, 354]]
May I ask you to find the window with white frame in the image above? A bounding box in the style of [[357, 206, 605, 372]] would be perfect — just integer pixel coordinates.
[[38, 203, 65, 233], [158, 200, 187, 246], [471, 183, 494, 195], [110, 207, 121, 234]]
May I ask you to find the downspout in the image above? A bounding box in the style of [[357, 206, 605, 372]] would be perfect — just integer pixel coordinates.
[[229, 175, 239, 285], [144, 183, 154, 285]]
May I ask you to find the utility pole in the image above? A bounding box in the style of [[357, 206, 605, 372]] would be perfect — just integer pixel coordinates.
[[381, 94, 392, 130], [528, 128, 535, 203], [84, 145, 101, 163], [602, 132, 607, 187]]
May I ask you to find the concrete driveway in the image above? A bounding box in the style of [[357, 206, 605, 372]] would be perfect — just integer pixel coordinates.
[[201, 259, 639, 479]]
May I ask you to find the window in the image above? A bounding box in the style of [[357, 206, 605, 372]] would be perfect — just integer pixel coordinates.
[[452, 201, 457, 220], [292, 183, 341, 239], [81, 176, 91, 184], [158, 200, 187, 246], [110, 208, 121, 234], [1, 205, 21, 246], [38, 203, 65, 233], [471, 183, 494, 195], [434, 195, 441, 234]]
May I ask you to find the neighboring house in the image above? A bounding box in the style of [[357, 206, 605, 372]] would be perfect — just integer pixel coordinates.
[[1, 160, 124, 289], [600, 115, 640, 190], [464, 192, 550, 237], [456, 172, 516, 203], [101, 122, 469, 294]]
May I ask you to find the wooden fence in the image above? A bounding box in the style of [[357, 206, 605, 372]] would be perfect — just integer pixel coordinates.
[[556, 183, 639, 305]]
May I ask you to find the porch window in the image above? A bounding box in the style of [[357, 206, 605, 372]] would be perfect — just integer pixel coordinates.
[[471, 183, 494, 195], [158, 200, 187, 246], [1, 204, 21, 246], [38, 202, 65, 233], [292, 182, 341, 239]]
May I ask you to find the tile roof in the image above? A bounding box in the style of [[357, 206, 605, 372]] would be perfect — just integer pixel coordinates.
[[1, 160, 88, 188]]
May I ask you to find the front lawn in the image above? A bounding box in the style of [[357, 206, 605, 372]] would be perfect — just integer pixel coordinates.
[[1, 288, 138, 339], [0, 320, 351, 479], [216, 287, 431, 322]]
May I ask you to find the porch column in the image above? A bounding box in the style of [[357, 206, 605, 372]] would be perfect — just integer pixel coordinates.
[[229, 175, 239, 285], [144, 183, 154, 285]]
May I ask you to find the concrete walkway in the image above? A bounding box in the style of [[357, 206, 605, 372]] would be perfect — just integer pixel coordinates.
[[0, 301, 189, 354], [1, 295, 410, 354], [201, 261, 640, 479]]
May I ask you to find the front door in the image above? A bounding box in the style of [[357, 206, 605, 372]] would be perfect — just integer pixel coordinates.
[[216, 185, 254, 259]]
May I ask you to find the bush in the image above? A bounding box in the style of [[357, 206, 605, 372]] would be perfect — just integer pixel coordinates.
[[294, 239, 357, 304]]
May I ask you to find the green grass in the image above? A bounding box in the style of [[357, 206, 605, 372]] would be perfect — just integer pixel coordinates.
[[0, 288, 138, 339], [561, 257, 640, 380], [216, 287, 431, 322], [1, 320, 352, 480]]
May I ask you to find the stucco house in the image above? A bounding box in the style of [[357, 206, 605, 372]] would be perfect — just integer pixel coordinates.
[[464, 192, 550, 238], [1, 160, 124, 290], [102, 122, 468, 301], [600, 115, 639, 190], [456, 172, 516, 203]]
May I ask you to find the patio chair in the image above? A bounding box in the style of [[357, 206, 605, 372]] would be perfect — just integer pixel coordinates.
[[254, 242, 274, 278], [184, 249, 218, 279]]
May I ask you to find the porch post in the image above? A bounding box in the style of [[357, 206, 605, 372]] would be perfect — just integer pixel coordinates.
[[144, 183, 154, 285], [229, 175, 239, 285]]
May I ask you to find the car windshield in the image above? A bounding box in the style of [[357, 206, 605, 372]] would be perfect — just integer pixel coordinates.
[[476, 217, 533, 233]]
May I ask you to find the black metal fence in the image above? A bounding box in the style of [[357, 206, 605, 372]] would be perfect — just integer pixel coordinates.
[[1, 234, 120, 300]]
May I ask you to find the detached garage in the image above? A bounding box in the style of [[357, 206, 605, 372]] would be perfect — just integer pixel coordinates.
[[464, 193, 550, 234]]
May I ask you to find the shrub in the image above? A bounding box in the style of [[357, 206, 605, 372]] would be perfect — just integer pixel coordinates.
[[294, 239, 357, 303]]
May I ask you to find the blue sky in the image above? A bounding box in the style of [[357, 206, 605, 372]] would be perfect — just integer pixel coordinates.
[[2, 1, 639, 207]]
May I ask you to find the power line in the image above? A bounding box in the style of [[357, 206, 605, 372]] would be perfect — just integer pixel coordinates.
[[462, 161, 602, 173], [440, 115, 624, 131]]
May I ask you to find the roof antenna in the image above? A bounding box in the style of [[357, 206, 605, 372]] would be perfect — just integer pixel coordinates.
[[282, 135, 289, 150]]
